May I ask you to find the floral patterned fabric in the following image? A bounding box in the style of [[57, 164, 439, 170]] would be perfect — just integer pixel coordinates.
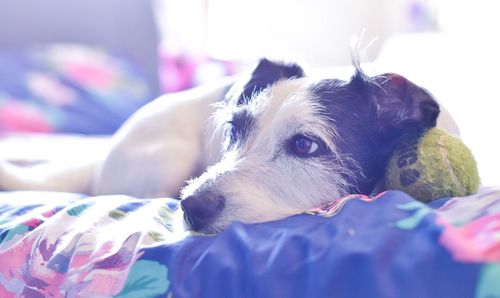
[[0, 45, 153, 134], [0, 188, 499, 297]]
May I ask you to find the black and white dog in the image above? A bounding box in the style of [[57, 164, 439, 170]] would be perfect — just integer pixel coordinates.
[[0, 59, 440, 233]]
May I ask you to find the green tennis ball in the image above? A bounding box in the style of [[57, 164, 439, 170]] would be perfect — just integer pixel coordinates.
[[385, 128, 480, 203]]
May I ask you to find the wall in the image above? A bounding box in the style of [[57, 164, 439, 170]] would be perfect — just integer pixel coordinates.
[[206, 0, 419, 67], [155, 0, 431, 67]]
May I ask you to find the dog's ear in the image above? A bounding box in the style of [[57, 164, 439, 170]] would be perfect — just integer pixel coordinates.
[[363, 73, 440, 141], [237, 58, 305, 105]]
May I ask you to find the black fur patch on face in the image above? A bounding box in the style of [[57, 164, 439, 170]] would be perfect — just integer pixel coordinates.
[[310, 69, 439, 194], [237, 58, 305, 105], [225, 108, 255, 149], [311, 78, 383, 194]]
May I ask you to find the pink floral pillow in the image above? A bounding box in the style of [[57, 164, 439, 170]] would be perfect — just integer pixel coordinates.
[[0, 44, 153, 135]]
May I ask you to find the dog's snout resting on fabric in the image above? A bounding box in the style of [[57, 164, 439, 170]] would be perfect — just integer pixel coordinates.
[[181, 192, 226, 232], [0, 58, 440, 233]]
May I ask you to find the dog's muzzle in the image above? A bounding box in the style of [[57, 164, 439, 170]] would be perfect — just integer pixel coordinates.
[[181, 192, 226, 232]]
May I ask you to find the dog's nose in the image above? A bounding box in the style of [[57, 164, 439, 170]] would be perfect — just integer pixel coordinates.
[[180, 193, 225, 231]]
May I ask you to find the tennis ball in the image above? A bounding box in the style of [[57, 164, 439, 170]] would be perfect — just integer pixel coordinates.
[[385, 128, 480, 203]]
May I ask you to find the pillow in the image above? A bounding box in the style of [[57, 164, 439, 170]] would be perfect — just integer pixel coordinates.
[[0, 44, 153, 135]]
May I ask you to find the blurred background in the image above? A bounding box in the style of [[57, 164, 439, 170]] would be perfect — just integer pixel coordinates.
[[0, 0, 498, 185]]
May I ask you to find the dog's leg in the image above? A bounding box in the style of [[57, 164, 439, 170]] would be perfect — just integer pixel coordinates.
[[91, 135, 203, 198], [0, 159, 97, 193], [91, 78, 232, 198]]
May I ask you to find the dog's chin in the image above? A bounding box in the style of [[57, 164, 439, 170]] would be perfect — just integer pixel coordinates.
[[183, 220, 225, 235], [178, 213, 227, 234], [195, 225, 224, 235]]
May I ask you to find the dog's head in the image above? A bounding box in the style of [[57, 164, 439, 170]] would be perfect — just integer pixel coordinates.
[[181, 59, 440, 233]]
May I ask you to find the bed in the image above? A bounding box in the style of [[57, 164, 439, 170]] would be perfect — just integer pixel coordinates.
[[1, 1, 500, 297], [1, 188, 499, 297]]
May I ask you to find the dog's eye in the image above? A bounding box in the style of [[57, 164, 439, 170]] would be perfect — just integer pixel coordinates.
[[288, 135, 325, 157]]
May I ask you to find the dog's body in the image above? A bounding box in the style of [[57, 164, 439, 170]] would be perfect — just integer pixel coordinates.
[[0, 59, 443, 233]]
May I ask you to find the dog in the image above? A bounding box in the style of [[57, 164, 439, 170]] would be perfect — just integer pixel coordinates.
[[0, 58, 441, 233]]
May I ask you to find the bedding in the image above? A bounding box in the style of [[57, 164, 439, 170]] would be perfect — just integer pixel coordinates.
[[0, 44, 153, 135], [0, 188, 499, 297]]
